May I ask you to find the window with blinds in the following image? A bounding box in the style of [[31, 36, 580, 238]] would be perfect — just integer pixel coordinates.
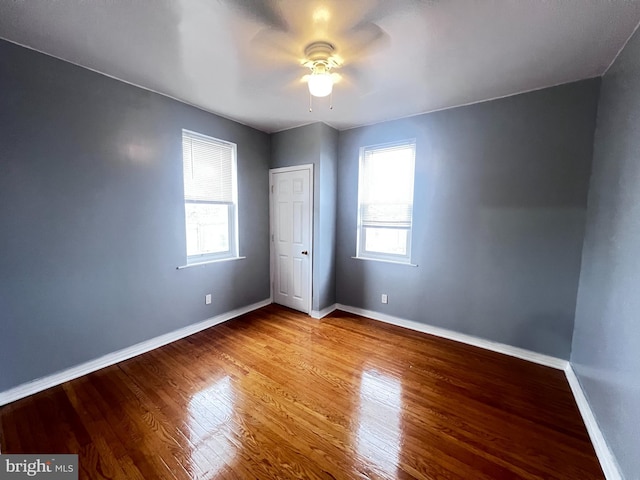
[[182, 130, 238, 262], [357, 140, 416, 262]]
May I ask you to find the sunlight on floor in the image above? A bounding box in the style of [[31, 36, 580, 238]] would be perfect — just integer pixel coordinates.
[[358, 369, 403, 477], [188, 376, 236, 478]]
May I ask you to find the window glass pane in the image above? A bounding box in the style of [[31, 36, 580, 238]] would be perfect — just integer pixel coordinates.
[[362, 147, 414, 208], [358, 140, 415, 261], [364, 227, 408, 255], [185, 203, 229, 256]]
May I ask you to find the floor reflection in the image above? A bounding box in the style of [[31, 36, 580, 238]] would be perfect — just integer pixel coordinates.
[[357, 369, 403, 477], [187, 376, 236, 479]]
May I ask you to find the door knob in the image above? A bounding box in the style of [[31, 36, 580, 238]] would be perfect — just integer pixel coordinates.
[[301, 250, 308, 255]]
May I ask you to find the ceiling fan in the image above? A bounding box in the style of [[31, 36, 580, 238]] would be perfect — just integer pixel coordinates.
[[301, 40, 340, 110], [219, 0, 422, 108]]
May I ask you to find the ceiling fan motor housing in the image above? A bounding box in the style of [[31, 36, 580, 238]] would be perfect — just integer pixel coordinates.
[[304, 41, 337, 68]]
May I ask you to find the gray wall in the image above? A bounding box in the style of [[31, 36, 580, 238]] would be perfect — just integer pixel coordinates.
[[0, 40, 271, 392], [317, 124, 338, 311], [571, 27, 640, 479], [336, 79, 600, 359], [271, 123, 338, 311]]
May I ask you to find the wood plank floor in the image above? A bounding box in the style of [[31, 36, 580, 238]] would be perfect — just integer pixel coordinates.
[[0, 305, 603, 479]]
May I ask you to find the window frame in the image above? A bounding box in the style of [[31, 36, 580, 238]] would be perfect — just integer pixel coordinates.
[[356, 139, 416, 264], [182, 129, 239, 264]]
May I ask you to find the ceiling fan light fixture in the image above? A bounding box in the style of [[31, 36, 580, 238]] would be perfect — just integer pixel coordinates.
[[308, 65, 333, 97], [304, 41, 337, 99]]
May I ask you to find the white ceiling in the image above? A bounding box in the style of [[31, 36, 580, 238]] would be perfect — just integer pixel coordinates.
[[1, 0, 639, 133]]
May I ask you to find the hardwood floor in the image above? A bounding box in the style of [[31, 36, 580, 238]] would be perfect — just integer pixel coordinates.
[[0, 305, 603, 479]]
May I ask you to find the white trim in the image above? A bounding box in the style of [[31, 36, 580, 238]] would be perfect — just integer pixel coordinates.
[[351, 256, 418, 267], [335, 304, 568, 370], [269, 164, 314, 315], [177, 256, 246, 269], [565, 365, 622, 480], [356, 140, 416, 265], [310, 304, 338, 319], [270, 121, 334, 135], [269, 164, 314, 175], [0, 298, 272, 407]]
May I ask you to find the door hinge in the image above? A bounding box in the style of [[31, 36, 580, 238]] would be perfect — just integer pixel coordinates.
[[271, 185, 274, 193]]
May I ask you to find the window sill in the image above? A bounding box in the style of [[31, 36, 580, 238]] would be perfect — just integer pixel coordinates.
[[351, 256, 418, 267], [177, 256, 246, 269]]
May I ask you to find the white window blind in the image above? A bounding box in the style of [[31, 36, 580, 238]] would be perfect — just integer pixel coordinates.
[[182, 130, 238, 262], [357, 141, 416, 262], [182, 133, 234, 204]]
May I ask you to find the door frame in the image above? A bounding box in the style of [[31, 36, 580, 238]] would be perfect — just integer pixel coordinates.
[[269, 164, 314, 315]]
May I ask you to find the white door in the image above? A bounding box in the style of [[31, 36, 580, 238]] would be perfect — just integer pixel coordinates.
[[270, 165, 313, 314]]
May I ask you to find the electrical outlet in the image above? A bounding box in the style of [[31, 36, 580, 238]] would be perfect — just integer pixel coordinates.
[[381, 294, 388, 304], [205, 294, 212, 305]]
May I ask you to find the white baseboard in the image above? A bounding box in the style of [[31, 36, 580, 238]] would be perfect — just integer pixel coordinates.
[[310, 303, 338, 319], [335, 304, 569, 370], [0, 298, 272, 407], [565, 365, 622, 480]]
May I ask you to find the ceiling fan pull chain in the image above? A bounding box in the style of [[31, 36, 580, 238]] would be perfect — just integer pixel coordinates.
[[309, 91, 313, 112], [330, 91, 333, 110]]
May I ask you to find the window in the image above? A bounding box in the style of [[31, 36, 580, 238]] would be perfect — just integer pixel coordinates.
[[182, 130, 238, 263], [357, 140, 416, 263]]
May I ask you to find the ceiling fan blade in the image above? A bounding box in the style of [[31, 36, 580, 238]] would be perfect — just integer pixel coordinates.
[[218, 0, 289, 32], [338, 22, 390, 61], [355, 0, 433, 25], [239, 63, 303, 94], [249, 28, 304, 64], [339, 65, 378, 96]]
